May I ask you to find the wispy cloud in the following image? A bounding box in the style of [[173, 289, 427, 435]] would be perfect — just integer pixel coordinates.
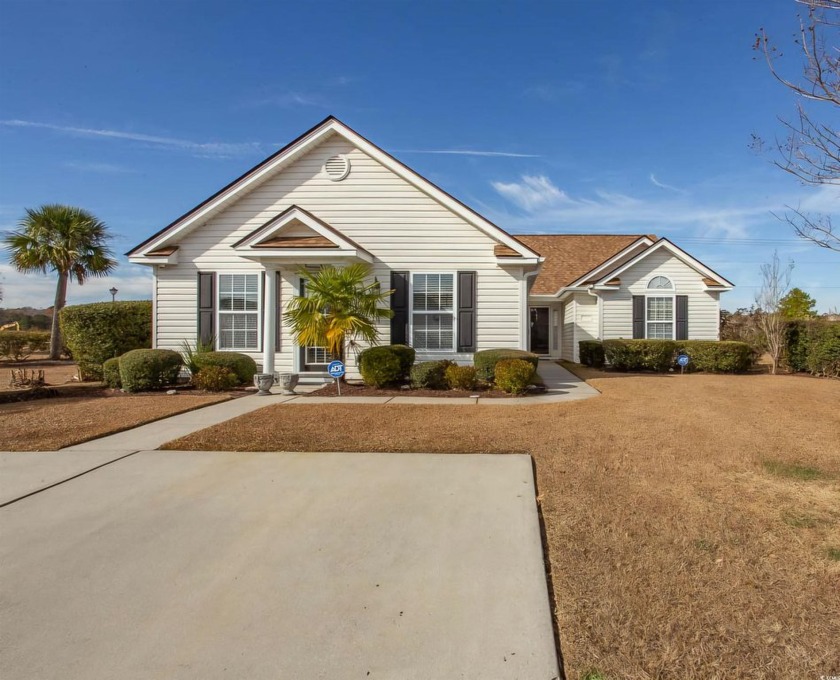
[[492, 175, 573, 210], [0, 119, 263, 158], [395, 149, 540, 158], [63, 161, 136, 174], [243, 91, 329, 109], [649, 173, 686, 194]]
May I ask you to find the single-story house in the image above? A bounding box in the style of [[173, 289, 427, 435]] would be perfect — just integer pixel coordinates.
[[128, 116, 733, 379]]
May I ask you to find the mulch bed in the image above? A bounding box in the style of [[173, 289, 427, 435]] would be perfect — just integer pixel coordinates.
[[304, 381, 540, 398]]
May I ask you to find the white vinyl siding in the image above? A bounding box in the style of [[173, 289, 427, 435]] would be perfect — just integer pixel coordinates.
[[152, 134, 525, 377], [561, 299, 575, 362], [601, 250, 721, 341]]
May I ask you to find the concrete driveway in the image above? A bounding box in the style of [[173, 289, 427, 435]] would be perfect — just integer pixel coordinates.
[[0, 450, 560, 679]]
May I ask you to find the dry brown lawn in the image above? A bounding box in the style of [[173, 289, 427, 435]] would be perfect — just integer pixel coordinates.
[[164, 372, 840, 679], [1, 358, 79, 392], [0, 390, 231, 451]]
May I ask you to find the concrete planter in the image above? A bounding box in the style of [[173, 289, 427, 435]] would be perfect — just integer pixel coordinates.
[[276, 372, 299, 395], [253, 373, 275, 396]]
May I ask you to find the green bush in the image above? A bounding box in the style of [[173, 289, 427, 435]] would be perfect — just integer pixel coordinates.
[[783, 321, 810, 373], [445, 364, 478, 390], [191, 351, 257, 385], [358, 344, 415, 387], [410, 360, 455, 389], [473, 348, 539, 382], [102, 357, 122, 388], [192, 365, 238, 391], [676, 340, 753, 373], [60, 301, 152, 380], [578, 340, 605, 368], [806, 323, 840, 378], [494, 358, 535, 394], [0, 331, 50, 361], [603, 339, 677, 372], [118, 349, 182, 393]]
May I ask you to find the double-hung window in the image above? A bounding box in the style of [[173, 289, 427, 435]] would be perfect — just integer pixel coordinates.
[[218, 273, 260, 350], [646, 276, 674, 339], [412, 273, 455, 351]]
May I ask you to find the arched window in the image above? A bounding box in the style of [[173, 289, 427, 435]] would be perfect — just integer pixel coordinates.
[[647, 276, 673, 290]]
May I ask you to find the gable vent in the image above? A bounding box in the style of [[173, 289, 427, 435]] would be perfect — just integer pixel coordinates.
[[323, 154, 351, 181]]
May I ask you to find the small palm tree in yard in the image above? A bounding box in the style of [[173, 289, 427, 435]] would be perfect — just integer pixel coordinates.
[[284, 263, 393, 368], [4, 204, 116, 359]]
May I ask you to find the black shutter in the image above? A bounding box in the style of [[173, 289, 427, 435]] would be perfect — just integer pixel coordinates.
[[275, 271, 282, 351], [390, 271, 409, 345], [457, 271, 477, 352], [198, 272, 215, 346], [632, 295, 645, 339], [299, 278, 306, 368], [676, 295, 688, 340]]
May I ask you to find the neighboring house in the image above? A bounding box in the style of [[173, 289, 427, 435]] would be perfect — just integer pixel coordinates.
[[128, 116, 733, 379]]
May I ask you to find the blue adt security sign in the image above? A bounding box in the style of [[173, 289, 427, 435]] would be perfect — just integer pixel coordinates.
[[327, 360, 346, 378], [677, 354, 690, 367]]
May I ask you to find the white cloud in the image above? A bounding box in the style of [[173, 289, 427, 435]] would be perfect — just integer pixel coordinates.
[[395, 149, 539, 158], [0, 119, 263, 158], [0, 262, 152, 309], [491, 175, 573, 211], [650, 173, 686, 194]]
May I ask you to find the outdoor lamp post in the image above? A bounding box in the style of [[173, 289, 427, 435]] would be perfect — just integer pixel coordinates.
[[109, 287, 118, 302]]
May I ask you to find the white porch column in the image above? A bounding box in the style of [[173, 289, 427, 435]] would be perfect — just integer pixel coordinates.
[[262, 269, 276, 375]]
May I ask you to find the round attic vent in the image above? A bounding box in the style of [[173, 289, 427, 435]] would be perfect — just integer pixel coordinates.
[[323, 154, 351, 181]]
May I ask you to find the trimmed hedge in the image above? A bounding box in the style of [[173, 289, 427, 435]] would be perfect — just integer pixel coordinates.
[[494, 358, 535, 394], [60, 301, 152, 380], [102, 357, 122, 388], [358, 344, 416, 387], [474, 348, 539, 382], [783, 320, 840, 377], [193, 365, 238, 391], [602, 339, 753, 373], [578, 340, 605, 368], [192, 351, 257, 385], [445, 364, 478, 391], [410, 360, 454, 389], [118, 349, 181, 392], [0, 331, 50, 361]]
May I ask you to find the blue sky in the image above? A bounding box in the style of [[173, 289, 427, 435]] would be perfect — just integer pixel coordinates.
[[1, 0, 837, 311]]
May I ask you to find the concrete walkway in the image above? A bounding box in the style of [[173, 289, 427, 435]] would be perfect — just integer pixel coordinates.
[[0, 450, 560, 679]]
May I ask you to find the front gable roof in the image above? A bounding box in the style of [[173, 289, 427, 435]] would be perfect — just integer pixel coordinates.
[[128, 116, 541, 261]]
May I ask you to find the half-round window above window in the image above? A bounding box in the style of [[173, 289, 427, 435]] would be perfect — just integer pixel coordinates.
[[323, 155, 351, 181], [647, 275, 673, 290]]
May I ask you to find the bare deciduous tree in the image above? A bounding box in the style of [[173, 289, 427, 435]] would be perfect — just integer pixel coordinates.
[[754, 251, 795, 374], [754, 0, 839, 251]]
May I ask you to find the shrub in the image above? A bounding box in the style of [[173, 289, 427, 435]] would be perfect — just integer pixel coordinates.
[[473, 348, 539, 382], [180, 336, 216, 376], [783, 321, 810, 373], [494, 358, 535, 394], [60, 301, 152, 380], [0, 331, 50, 361], [192, 365, 238, 391], [118, 349, 182, 392], [191, 351, 257, 385], [578, 340, 605, 368], [445, 364, 478, 390], [358, 344, 415, 387], [806, 323, 840, 378], [676, 340, 753, 373], [410, 360, 455, 389], [603, 339, 677, 372], [102, 357, 122, 388]]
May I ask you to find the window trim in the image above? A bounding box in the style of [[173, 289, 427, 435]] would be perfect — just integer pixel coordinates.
[[647, 275, 674, 291], [645, 293, 676, 340], [409, 271, 458, 353], [216, 271, 262, 352]]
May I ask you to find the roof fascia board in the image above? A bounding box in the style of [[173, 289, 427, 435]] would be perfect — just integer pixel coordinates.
[[564, 237, 654, 289], [234, 206, 360, 252], [595, 238, 734, 287]]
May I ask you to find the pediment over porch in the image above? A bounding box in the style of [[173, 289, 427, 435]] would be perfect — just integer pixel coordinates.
[[232, 205, 373, 263]]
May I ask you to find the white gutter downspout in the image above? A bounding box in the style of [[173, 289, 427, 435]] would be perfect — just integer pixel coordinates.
[[521, 270, 540, 351], [587, 285, 603, 341]]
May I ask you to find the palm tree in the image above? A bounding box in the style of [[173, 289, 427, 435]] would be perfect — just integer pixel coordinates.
[[284, 263, 393, 367], [4, 205, 116, 359]]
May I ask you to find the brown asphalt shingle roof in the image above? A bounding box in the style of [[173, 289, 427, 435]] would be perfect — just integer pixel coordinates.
[[517, 234, 651, 295]]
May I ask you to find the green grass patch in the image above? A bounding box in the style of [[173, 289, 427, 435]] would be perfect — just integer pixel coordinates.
[[782, 512, 821, 529], [581, 670, 610, 680], [826, 548, 840, 562], [762, 460, 829, 481], [694, 538, 717, 552]]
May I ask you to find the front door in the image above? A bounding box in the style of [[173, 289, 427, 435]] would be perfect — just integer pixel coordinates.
[[529, 307, 550, 354]]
